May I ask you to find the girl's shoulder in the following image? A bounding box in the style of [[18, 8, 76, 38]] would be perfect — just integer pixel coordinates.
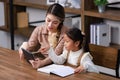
[[82, 52, 93, 60], [63, 47, 69, 53]]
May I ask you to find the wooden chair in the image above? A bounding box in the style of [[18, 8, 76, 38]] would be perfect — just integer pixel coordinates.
[[89, 44, 120, 78]]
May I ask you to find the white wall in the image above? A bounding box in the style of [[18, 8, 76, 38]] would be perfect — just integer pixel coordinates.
[[26, 7, 81, 29], [26, 7, 46, 26], [0, 2, 5, 26], [14, 34, 28, 50], [0, 31, 28, 50], [0, 31, 11, 49]]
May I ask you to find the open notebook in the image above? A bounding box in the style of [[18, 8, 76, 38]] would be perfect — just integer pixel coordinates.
[[37, 64, 75, 77]]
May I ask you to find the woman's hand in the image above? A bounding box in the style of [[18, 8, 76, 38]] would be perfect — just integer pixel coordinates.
[[29, 58, 43, 69], [39, 45, 50, 55], [39, 47, 47, 53], [18, 42, 28, 61], [74, 65, 86, 73]]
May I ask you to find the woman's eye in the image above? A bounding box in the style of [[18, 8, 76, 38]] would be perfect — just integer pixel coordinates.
[[47, 19, 51, 22], [53, 22, 58, 25]]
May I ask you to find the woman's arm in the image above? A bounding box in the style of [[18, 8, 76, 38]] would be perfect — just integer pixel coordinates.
[[27, 27, 40, 51], [18, 27, 40, 60]]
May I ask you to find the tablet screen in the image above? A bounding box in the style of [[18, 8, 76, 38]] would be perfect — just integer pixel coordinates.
[[21, 48, 35, 61]]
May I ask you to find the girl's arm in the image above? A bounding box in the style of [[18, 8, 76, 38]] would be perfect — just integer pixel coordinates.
[[80, 52, 99, 73], [74, 65, 86, 73], [48, 47, 67, 64]]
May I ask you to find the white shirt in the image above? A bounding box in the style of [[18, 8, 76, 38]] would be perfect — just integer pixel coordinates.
[[67, 49, 83, 66]]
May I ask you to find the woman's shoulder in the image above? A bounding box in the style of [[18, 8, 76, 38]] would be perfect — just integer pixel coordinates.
[[34, 24, 48, 33], [35, 24, 46, 29]]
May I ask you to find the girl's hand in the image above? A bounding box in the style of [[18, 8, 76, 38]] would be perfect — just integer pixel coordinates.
[[74, 65, 86, 73]]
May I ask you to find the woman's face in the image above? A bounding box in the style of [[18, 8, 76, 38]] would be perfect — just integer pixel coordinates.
[[45, 14, 61, 33], [64, 34, 79, 51]]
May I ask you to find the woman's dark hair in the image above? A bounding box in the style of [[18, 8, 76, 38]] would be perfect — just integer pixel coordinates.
[[66, 27, 89, 52], [46, 3, 65, 31]]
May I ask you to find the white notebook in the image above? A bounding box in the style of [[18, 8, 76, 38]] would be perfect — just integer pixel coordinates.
[[37, 64, 74, 77]]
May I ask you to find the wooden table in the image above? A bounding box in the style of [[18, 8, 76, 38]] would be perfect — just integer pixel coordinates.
[[0, 47, 119, 80]]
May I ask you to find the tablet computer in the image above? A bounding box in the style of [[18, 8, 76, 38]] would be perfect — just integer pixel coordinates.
[[32, 52, 46, 59], [21, 48, 35, 62]]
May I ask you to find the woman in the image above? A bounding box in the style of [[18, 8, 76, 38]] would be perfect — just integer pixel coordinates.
[[19, 3, 68, 68]]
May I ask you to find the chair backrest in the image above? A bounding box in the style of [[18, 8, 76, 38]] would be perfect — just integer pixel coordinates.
[[89, 44, 120, 78]]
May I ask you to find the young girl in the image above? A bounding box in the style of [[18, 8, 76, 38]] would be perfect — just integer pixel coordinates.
[[48, 27, 99, 73]]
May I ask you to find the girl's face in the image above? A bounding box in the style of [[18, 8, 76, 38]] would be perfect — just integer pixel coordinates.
[[64, 34, 80, 51], [45, 14, 61, 33]]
